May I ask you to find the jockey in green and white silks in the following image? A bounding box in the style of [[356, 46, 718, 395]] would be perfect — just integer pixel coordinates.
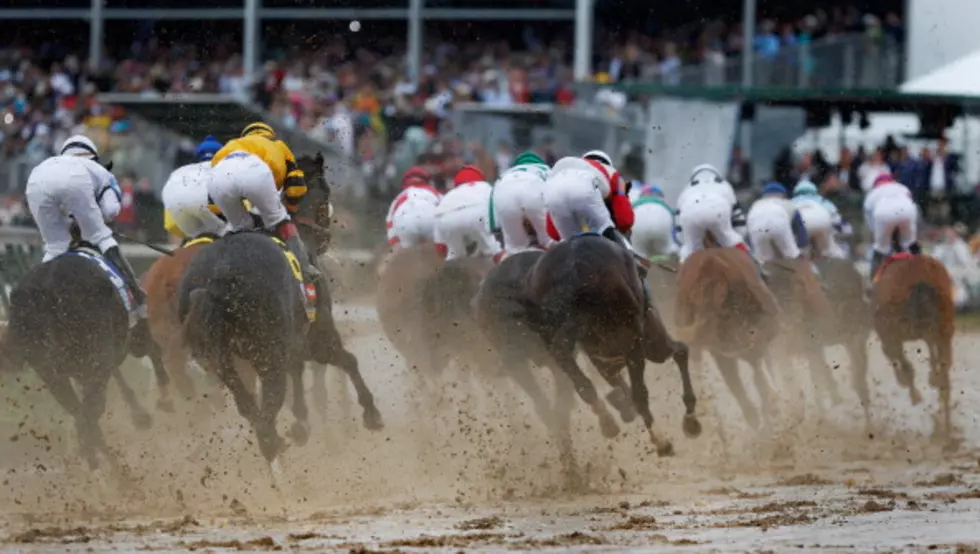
[[489, 151, 555, 255], [629, 183, 678, 262]]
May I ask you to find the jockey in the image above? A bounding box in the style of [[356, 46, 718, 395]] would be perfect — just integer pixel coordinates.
[[862, 173, 921, 280], [675, 164, 749, 261], [433, 165, 502, 261], [162, 135, 225, 240], [543, 149, 635, 252], [25, 134, 147, 320], [210, 122, 320, 284], [385, 166, 442, 248], [791, 180, 847, 259], [746, 182, 811, 264], [630, 183, 679, 261], [490, 151, 555, 255]]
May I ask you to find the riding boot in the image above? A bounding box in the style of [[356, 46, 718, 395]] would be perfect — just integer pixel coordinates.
[[103, 245, 150, 356], [869, 250, 886, 283], [602, 226, 647, 279], [908, 241, 922, 255], [736, 243, 770, 283]]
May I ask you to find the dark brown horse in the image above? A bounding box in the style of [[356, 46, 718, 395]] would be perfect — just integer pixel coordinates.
[[675, 247, 781, 430], [872, 253, 955, 442]]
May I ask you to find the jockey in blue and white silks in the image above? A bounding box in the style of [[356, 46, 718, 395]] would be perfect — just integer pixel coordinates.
[[629, 183, 678, 261], [791, 180, 847, 259]]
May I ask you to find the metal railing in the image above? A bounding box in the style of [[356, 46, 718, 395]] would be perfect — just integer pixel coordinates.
[[620, 33, 904, 91]]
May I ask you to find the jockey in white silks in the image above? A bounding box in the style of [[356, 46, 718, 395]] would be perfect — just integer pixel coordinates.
[[25, 134, 149, 336], [630, 183, 678, 261], [675, 164, 750, 261], [433, 165, 502, 262], [162, 135, 226, 240], [490, 151, 555, 255], [385, 166, 442, 249], [746, 182, 812, 266], [862, 173, 921, 280], [791, 180, 847, 259]]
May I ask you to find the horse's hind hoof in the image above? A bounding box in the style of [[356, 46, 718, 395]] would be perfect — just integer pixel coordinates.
[[287, 421, 310, 447], [656, 441, 675, 457], [598, 414, 620, 439], [363, 407, 384, 431], [132, 411, 153, 431], [682, 414, 702, 439], [605, 389, 637, 423], [156, 398, 176, 414]]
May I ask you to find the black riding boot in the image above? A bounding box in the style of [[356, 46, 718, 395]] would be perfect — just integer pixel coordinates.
[[869, 250, 886, 283], [908, 241, 922, 255], [602, 227, 648, 279], [103, 245, 150, 356]]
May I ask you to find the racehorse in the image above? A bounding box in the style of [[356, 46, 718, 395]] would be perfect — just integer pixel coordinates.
[[376, 244, 445, 369], [763, 257, 839, 413], [814, 257, 873, 428], [674, 245, 781, 430], [0, 244, 151, 474], [871, 253, 955, 443], [524, 234, 697, 455]]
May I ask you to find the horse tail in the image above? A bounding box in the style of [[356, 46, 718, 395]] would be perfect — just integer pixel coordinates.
[[674, 253, 729, 342], [182, 264, 237, 359], [908, 281, 940, 328]]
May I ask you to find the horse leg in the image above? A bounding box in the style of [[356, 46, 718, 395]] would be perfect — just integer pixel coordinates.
[[928, 338, 954, 443], [286, 361, 310, 446], [626, 346, 673, 456], [311, 363, 329, 420], [550, 363, 583, 492], [847, 335, 872, 432], [147, 342, 175, 413], [506, 356, 558, 432], [160, 330, 196, 401], [749, 354, 780, 426], [805, 341, 842, 409], [881, 339, 923, 405], [548, 324, 619, 438], [714, 354, 760, 430], [588, 356, 637, 423], [643, 309, 700, 438], [78, 370, 118, 474], [256, 367, 288, 464], [33, 367, 90, 464], [312, 307, 383, 431], [110, 365, 153, 430], [214, 353, 276, 460]]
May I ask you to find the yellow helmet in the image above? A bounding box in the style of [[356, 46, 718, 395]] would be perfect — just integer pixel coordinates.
[[241, 122, 276, 139]]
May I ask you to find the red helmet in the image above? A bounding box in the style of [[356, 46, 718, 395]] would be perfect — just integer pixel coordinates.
[[401, 166, 432, 189], [453, 165, 486, 187], [873, 173, 896, 188]]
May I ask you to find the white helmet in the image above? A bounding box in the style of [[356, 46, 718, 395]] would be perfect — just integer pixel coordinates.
[[689, 163, 724, 185], [582, 150, 613, 166], [60, 135, 99, 160]]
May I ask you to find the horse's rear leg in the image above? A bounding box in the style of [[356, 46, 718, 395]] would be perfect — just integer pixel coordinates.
[[749, 355, 780, 425], [714, 355, 761, 430], [160, 331, 197, 401], [80, 371, 129, 481], [804, 342, 842, 408], [588, 357, 636, 423], [311, 363, 329, 419], [505, 356, 556, 431], [257, 367, 288, 465], [550, 364, 583, 492], [928, 337, 954, 443], [111, 365, 152, 430], [215, 353, 281, 462], [549, 324, 619, 438], [147, 343, 175, 413], [33, 367, 90, 463], [881, 338, 923, 405], [626, 347, 673, 457], [286, 361, 310, 446], [643, 309, 700, 438], [312, 311, 383, 431], [847, 336, 872, 432]]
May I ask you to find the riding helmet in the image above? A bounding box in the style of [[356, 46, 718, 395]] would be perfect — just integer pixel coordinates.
[[513, 151, 546, 167], [689, 163, 724, 185], [241, 122, 276, 139], [454, 165, 486, 187], [60, 135, 99, 160], [793, 181, 819, 197], [582, 150, 613, 166], [761, 182, 789, 196], [195, 135, 223, 161], [873, 173, 896, 188], [401, 166, 432, 188]]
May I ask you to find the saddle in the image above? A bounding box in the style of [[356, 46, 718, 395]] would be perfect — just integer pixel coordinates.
[[190, 231, 317, 322], [873, 252, 916, 285], [64, 243, 139, 328]]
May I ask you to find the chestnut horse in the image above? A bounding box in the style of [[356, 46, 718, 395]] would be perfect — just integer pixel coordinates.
[[872, 253, 955, 443]]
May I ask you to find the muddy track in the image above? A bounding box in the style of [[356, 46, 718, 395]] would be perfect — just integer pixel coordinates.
[[1, 307, 979, 552]]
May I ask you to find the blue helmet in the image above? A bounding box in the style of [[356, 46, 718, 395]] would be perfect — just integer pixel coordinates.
[[761, 182, 788, 197], [793, 181, 819, 197], [195, 135, 222, 161], [637, 183, 665, 198]]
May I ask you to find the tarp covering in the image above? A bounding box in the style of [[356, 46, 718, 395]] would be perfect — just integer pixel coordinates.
[[901, 49, 980, 96]]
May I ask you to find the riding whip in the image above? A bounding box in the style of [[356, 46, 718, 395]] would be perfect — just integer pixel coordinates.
[[114, 231, 175, 257]]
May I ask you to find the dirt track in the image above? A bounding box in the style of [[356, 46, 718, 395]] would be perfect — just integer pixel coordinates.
[[1, 305, 980, 553]]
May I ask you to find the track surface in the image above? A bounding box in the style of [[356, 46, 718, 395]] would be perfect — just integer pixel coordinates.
[[1, 303, 979, 553]]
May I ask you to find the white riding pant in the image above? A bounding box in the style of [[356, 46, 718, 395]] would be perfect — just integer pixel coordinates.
[[493, 175, 554, 252], [209, 152, 288, 233], [747, 201, 800, 263], [872, 195, 918, 255], [388, 198, 437, 248], [796, 203, 845, 259], [162, 172, 225, 239], [26, 164, 117, 262], [434, 203, 501, 261], [544, 169, 613, 239], [677, 190, 743, 262], [632, 202, 677, 259]]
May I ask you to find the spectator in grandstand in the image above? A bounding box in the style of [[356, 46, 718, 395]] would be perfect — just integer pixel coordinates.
[[858, 147, 890, 192]]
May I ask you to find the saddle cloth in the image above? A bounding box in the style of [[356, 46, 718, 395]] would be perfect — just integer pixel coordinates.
[[65, 247, 138, 329], [183, 234, 317, 322]]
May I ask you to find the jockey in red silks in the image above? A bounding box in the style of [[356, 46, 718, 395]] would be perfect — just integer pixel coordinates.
[[385, 166, 443, 249], [862, 172, 921, 280], [542, 149, 636, 251], [433, 165, 502, 261]]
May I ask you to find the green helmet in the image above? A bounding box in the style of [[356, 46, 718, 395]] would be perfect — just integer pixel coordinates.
[[513, 151, 545, 167], [793, 181, 819, 197]]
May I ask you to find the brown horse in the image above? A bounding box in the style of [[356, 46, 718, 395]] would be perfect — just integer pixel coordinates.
[[675, 247, 781, 429], [376, 244, 445, 372], [872, 254, 955, 442], [763, 257, 840, 412]]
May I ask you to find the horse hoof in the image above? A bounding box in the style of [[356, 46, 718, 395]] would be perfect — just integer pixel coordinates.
[[656, 441, 675, 457], [363, 408, 384, 431], [598, 415, 620, 439], [605, 389, 637, 423], [287, 421, 310, 447], [156, 398, 176, 414], [682, 414, 702, 439], [132, 411, 153, 431], [910, 390, 924, 406]]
